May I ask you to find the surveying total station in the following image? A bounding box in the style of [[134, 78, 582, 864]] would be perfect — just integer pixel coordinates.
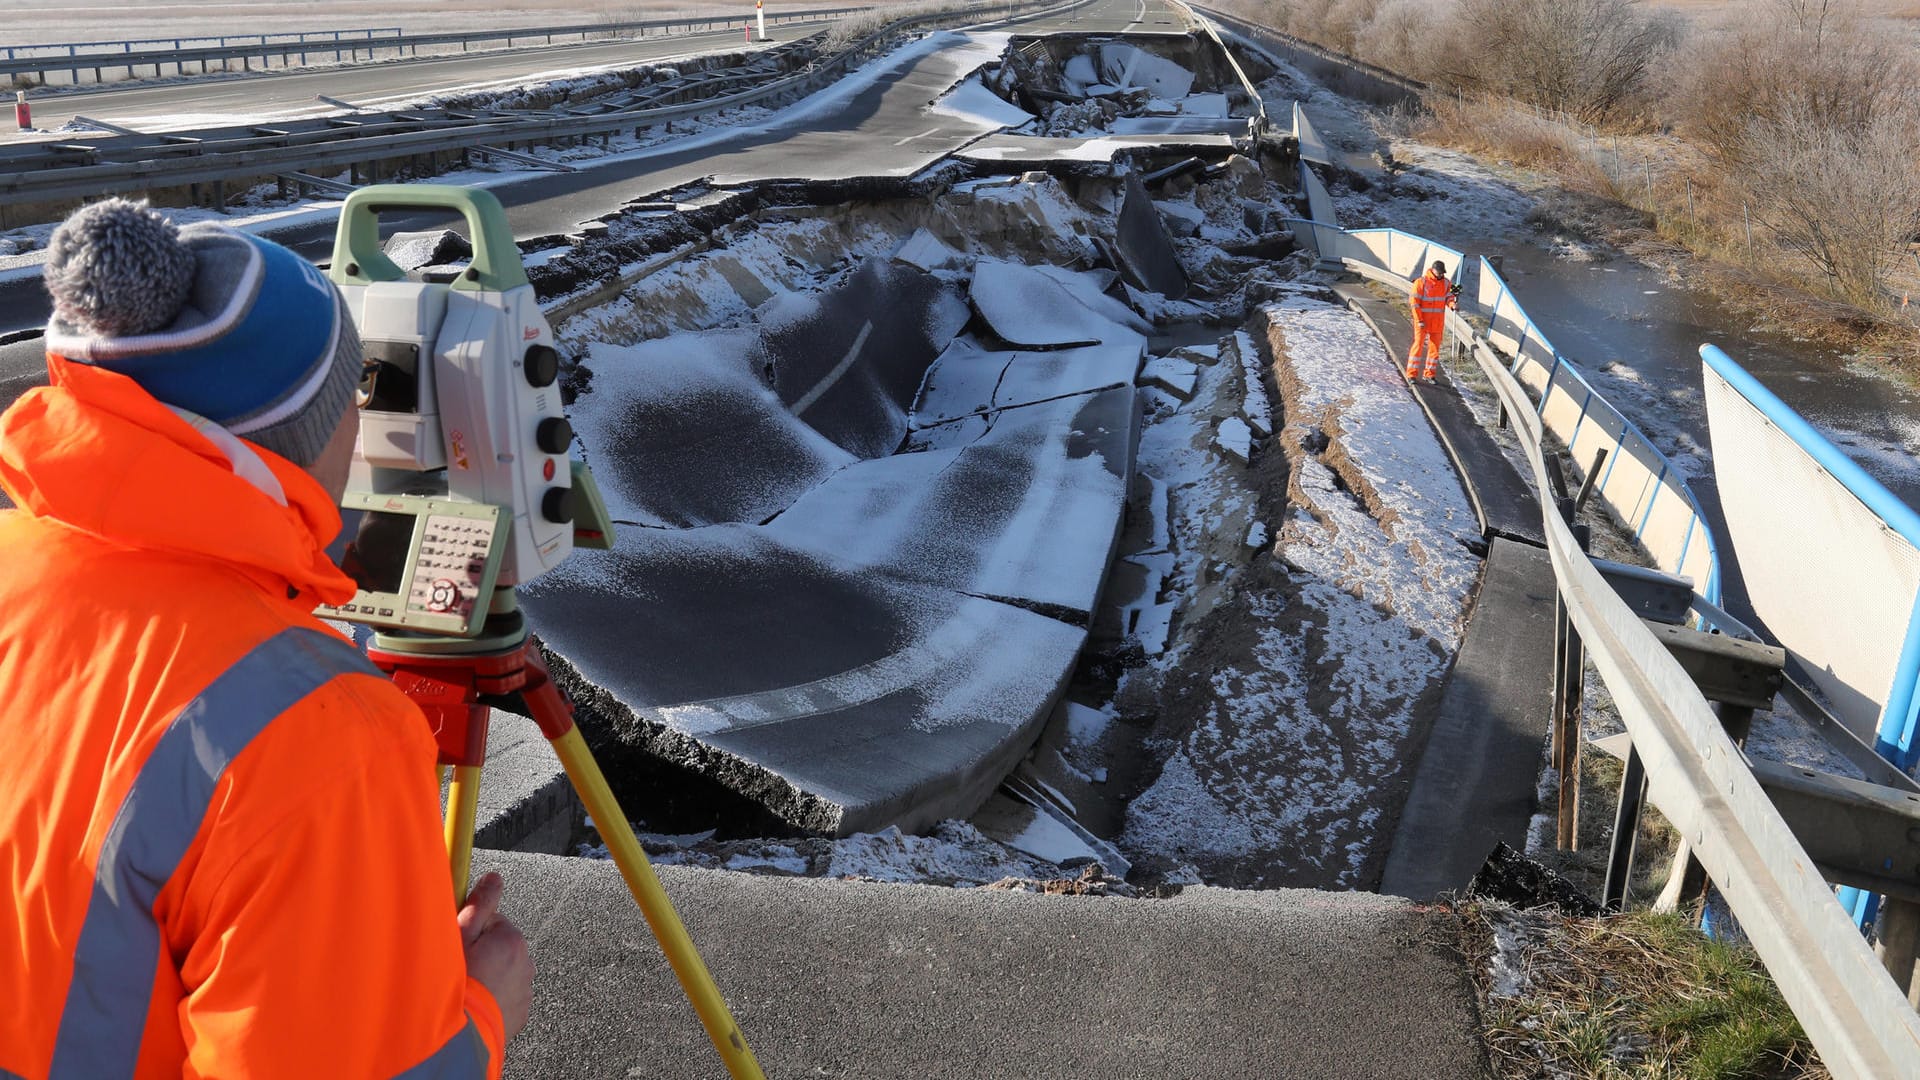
[[317, 184, 763, 1079]]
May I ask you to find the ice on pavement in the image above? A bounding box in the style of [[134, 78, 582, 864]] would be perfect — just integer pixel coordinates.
[[929, 72, 1036, 129]]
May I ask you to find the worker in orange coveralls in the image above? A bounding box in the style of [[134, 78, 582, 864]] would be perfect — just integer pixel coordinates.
[[0, 199, 532, 1079], [1405, 259, 1458, 382]]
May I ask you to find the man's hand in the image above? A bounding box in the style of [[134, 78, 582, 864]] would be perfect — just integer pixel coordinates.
[[459, 872, 534, 1042]]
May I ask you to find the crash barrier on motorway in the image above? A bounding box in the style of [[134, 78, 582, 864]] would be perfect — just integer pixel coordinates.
[[1284, 214, 1722, 604], [0, 8, 871, 87], [1475, 255, 1721, 602], [4, 27, 401, 61], [1291, 101, 1327, 165], [0, 0, 1088, 212], [1287, 203, 1920, 1073], [1192, 3, 1423, 110], [1701, 344, 1920, 771], [1467, 295, 1920, 1080], [1164, 0, 1268, 143], [1299, 217, 1920, 1077]]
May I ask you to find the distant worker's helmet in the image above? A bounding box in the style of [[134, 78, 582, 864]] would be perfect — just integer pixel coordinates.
[[1430, 260, 1447, 276]]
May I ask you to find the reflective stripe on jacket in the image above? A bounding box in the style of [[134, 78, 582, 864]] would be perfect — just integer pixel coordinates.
[[0, 359, 505, 1079], [1411, 272, 1453, 321]]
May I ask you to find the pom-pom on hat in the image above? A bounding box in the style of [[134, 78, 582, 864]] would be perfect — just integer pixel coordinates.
[[41, 198, 361, 468]]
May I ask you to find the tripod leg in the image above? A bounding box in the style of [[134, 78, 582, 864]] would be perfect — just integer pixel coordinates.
[[518, 665, 764, 1080], [548, 727, 765, 1079], [445, 764, 483, 901]]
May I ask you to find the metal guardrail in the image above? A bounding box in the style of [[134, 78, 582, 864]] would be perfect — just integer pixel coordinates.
[[1, 9, 871, 87], [4, 29, 402, 58], [1461, 308, 1920, 1080], [1289, 210, 1920, 1075], [1188, 3, 1424, 109], [4, 27, 402, 61], [0, 0, 1073, 210], [1476, 255, 1722, 600], [1162, 0, 1267, 141], [1283, 216, 1723, 604]]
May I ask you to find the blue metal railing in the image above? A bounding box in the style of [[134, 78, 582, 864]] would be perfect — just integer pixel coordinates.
[[1701, 343, 1920, 770]]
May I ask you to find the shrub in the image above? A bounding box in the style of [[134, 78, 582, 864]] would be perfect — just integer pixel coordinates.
[[1440, 0, 1677, 122]]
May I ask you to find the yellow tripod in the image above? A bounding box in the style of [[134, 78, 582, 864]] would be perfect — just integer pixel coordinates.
[[371, 594, 764, 1078]]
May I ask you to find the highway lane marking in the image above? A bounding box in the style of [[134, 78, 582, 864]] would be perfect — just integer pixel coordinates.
[[790, 320, 873, 416], [893, 127, 941, 146]]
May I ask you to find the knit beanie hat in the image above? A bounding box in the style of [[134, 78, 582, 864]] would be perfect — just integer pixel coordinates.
[[41, 199, 362, 468]]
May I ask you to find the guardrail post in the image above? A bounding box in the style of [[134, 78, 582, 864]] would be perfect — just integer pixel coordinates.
[[1552, 550, 1589, 855], [1573, 448, 1608, 516], [1876, 898, 1920, 1007], [1602, 745, 1648, 911]]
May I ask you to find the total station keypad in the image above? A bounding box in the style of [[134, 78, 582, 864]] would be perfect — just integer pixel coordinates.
[[408, 514, 498, 616]]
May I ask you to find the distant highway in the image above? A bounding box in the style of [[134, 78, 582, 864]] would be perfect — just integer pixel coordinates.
[[1, 21, 844, 143], [0, 0, 1189, 341]]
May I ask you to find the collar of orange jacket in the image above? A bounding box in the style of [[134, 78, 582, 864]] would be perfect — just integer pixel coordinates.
[[0, 354, 356, 605]]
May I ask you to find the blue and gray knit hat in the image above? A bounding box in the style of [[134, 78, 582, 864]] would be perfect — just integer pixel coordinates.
[[42, 198, 362, 467]]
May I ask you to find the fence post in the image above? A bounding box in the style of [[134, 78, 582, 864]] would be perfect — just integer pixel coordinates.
[[1744, 201, 1754, 263], [1686, 177, 1694, 221]]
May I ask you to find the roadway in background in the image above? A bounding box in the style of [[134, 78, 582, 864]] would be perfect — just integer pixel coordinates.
[[0, 21, 845, 143], [0, 0, 1188, 340]]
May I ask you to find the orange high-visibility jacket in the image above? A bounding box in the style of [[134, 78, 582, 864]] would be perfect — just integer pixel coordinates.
[[1411, 271, 1453, 327], [0, 358, 505, 1079]]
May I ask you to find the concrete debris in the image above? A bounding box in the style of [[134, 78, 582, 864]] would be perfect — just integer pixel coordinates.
[[1097, 43, 1195, 100], [1132, 600, 1175, 656], [1139, 356, 1200, 400], [1155, 199, 1206, 238], [1214, 415, 1253, 464], [1115, 172, 1190, 299], [969, 258, 1136, 349], [1236, 329, 1275, 438], [892, 227, 963, 271], [382, 229, 472, 272]]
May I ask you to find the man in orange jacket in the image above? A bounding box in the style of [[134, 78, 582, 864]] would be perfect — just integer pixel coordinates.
[[1406, 259, 1457, 382], [0, 200, 533, 1079]]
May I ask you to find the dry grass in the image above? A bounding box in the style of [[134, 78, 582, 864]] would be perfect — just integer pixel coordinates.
[[1466, 904, 1831, 1080]]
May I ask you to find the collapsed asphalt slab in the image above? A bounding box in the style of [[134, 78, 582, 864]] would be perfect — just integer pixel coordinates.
[[522, 250, 1145, 837], [476, 848, 1492, 1079]]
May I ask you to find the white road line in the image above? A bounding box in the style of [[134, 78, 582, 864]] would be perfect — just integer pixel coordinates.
[[791, 320, 873, 416]]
